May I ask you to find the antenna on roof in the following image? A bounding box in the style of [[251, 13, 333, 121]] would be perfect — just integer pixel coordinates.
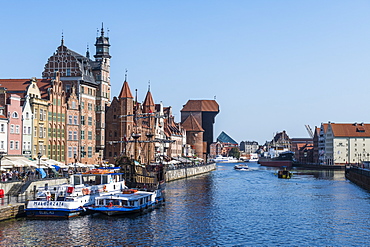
[[86, 43, 90, 59], [125, 69, 128, 81], [148, 80, 151, 92]]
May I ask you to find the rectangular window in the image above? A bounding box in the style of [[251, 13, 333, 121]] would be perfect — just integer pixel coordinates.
[[66, 69, 71, 76], [0, 124, 4, 132], [81, 102, 84, 109], [23, 142, 26, 150], [15, 125, 19, 134], [15, 141, 19, 150], [88, 147, 92, 158], [88, 103, 92, 111], [81, 116, 85, 125], [88, 131, 92, 140], [74, 116, 78, 125], [88, 117, 92, 126], [10, 125, 14, 133], [10, 141, 14, 150], [73, 131, 77, 140], [68, 131, 72, 140], [81, 86, 84, 94], [81, 130, 85, 140], [28, 127, 31, 134], [39, 127, 43, 138], [0, 141, 4, 149], [23, 126, 27, 134], [40, 109, 43, 120], [73, 147, 77, 157], [68, 147, 72, 158], [28, 142, 31, 150], [69, 115, 72, 124], [81, 146, 85, 158]]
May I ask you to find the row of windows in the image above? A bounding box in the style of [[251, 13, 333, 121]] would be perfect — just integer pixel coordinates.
[[67, 146, 93, 158]]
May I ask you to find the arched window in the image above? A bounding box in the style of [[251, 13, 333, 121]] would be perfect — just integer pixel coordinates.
[[12, 112, 18, 118]]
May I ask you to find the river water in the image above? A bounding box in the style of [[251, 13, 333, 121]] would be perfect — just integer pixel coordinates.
[[1, 162, 370, 246]]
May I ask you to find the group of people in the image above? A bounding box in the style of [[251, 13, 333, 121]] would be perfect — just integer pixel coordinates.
[[1, 170, 34, 182]]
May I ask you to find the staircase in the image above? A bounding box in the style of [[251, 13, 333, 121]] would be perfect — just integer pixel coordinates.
[[6, 183, 23, 196]]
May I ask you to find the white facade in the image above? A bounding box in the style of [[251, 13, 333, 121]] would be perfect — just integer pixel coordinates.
[[22, 95, 33, 157], [324, 123, 370, 165], [0, 110, 8, 154]]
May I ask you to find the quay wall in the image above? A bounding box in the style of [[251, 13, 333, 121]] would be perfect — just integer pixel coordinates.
[[166, 163, 216, 182], [0, 178, 69, 196], [345, 167, 370, 191], [0, 203, 25, 221]]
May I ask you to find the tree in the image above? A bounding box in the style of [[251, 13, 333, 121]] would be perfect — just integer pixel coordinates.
[[228, 147, 240, 159]]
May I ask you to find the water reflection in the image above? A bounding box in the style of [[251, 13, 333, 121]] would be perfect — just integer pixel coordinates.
[[0, 163, 370, 246]]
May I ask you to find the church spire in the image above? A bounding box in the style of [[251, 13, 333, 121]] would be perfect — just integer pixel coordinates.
[[86, 44, 90, 59], [94, 22, 111, 60]]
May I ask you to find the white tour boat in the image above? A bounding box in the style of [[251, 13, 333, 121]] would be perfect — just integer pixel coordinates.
[[25, 169, 127, 218], [87, 188, 164, 216]]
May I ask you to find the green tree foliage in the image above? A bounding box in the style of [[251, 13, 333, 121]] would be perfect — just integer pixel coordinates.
[[228, 147, 240, 159]]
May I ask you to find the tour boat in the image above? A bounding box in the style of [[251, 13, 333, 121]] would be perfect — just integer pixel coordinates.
[[234, 164, 249, 170], [86, 188, 164, 216], [25, 169, 127, 218], [247, 153, 259, 162], [212, 155, 241, 163]]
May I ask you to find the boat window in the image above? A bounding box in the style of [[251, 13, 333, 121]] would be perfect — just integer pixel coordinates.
[[73, 176, 81, 185], [102, 175, 108, 184], [82, 175, 98, 185], [122, 200, 128, 206]]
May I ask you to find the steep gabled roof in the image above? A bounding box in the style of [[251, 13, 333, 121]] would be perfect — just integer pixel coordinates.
[[330, 123, 370, 137], [182, 114, 204, 132], [181, 100, 219, 112], [217, 131, 238, 145], [118, 80, 133, 99], [143, 90, 155, 107]]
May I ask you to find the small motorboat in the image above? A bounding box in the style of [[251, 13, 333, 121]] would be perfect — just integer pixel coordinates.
[[277, 167, 292, 179], [234, 164, 249, 170]]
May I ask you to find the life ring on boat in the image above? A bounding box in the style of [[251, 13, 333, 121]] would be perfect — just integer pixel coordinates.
[[103, 185, 107, 191], [46, 195, 51, 201], [108, 202, 113, 207], [82, 188, 90, 195]]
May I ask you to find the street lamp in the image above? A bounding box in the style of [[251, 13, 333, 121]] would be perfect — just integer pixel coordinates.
[[0, 152, 4, 177], [74, 153, 77, 173], [37, 152, 42, 179]]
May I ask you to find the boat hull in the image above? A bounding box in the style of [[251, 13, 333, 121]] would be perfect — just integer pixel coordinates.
[[259, 160, 293, 167], [25, 208, 84, 218]]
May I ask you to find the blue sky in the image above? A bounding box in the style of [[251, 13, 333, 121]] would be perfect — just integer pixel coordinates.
[[1, 1, 370, 144]]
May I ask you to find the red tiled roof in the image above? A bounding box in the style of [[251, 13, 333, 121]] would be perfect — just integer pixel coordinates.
[[330, 123, 370, 137], [181, 100, 219, 112], [118, 80, 133, 99], [181, 114, 204, 132], [0, 78, 52, 99]]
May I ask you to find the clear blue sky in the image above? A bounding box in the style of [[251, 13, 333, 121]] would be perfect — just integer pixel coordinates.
[[1, 1, 370, 144]]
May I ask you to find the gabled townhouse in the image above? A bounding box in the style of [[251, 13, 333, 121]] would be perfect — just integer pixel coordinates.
[[6, 94, 22, 155], [22, 95, 33, 157], [65, 86, 80, 165], [324, 122, 370, 165]]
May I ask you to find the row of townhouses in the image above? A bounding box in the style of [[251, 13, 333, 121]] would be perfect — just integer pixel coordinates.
[[0, 25, 219, 166]]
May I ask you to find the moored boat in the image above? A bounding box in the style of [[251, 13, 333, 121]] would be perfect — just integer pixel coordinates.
[[258, 151, 296, 168], [25, 169, 127, 218], [87, 188, 164, 216]]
